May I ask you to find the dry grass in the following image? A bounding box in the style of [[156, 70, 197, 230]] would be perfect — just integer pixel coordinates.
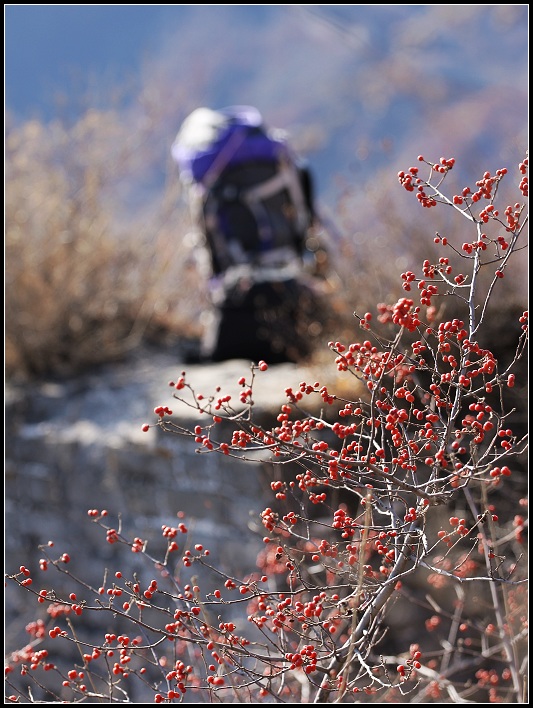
[[5, 108, 527, 382], [5, 111, 209, 380]]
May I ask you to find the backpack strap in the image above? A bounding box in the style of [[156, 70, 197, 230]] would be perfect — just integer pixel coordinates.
[[201, 127, 250, 189], [241, 159, 310, 236]]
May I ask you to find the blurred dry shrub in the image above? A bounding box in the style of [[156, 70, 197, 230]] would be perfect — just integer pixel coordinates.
[[5, 105, 527, 382], [5, 109, 210, 380]]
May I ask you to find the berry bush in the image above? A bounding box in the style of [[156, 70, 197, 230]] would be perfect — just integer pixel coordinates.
[[5, 153, 528, 703]]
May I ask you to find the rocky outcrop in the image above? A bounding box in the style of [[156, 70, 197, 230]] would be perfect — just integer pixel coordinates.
[[5, 351, 317, 613], [6, 350, 324, 700]]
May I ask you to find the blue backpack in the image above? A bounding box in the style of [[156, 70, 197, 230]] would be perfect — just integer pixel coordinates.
[[172, 106, 314, 276]]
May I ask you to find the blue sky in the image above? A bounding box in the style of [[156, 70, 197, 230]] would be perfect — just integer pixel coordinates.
[[4, 5, 278, 120], [5, 5, 193, 119], [5, 5, 528, 209]]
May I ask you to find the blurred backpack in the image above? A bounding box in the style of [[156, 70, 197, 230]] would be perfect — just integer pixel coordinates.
[[172, 106, 315, 278], [172, 106, 328, 363]]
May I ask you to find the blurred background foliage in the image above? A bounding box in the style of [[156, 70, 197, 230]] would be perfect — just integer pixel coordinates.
[[5, 5, 528, 380], [5, 109, 209, 378]]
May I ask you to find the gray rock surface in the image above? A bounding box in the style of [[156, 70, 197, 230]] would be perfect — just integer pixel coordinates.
[[6, 351, 315, 557], [5, 350, 324, 700]]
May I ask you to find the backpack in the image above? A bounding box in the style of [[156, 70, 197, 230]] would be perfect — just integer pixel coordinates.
[[172, 106, 314, 277]]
